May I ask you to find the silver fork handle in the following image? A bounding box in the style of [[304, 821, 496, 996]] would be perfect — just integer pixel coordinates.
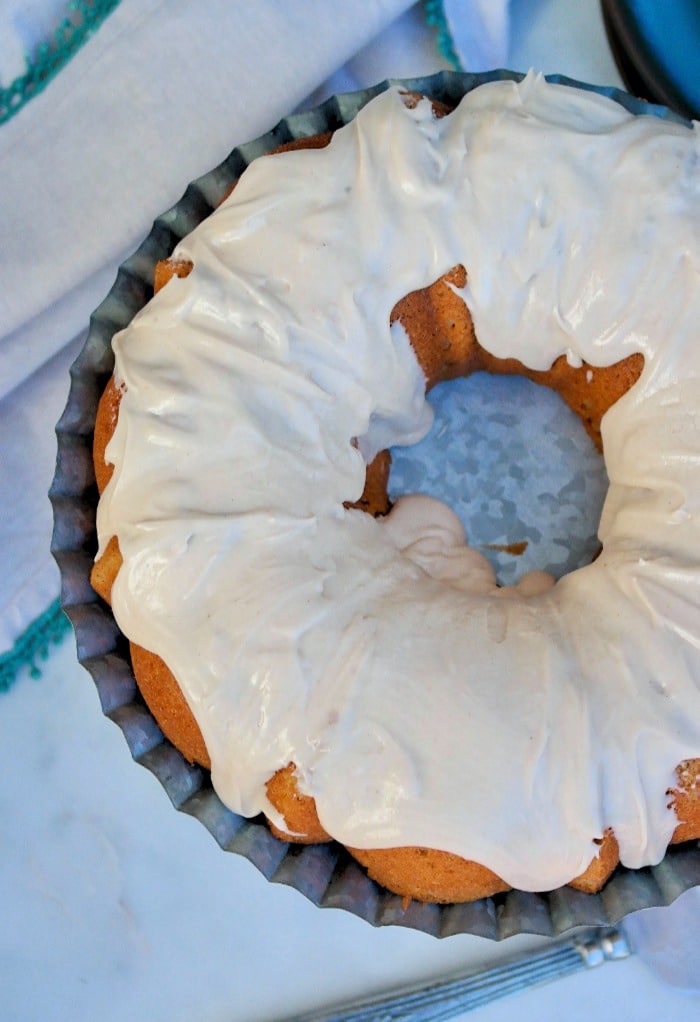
[[282, 928, 631, 1022]]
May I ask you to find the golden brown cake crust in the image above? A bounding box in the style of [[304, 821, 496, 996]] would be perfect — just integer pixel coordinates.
[[266, 764, 331, 844], [348, 846, 511, 904], [90, 112, 700, 905]]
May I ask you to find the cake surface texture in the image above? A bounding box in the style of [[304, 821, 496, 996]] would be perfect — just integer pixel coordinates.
[[93, 73, 700, 898]]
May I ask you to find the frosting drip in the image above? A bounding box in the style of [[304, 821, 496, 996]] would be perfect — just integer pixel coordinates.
[[97, 74, 700, 890]]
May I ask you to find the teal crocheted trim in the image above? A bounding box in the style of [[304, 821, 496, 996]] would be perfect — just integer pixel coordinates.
[[0, 0, 122, 125], [0, 598, 71, 692], [423, 0, 462, 71]]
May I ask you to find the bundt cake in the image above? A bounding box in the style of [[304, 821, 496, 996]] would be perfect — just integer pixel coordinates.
[[90, 74, 700, 903]]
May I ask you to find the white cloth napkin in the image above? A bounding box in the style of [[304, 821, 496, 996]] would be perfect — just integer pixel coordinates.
[[443, 0, 510, 68], [0, 0, 511, 667]]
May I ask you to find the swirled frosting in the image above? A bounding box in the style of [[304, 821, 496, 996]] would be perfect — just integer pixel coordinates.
[[97, 73, 700, 890]]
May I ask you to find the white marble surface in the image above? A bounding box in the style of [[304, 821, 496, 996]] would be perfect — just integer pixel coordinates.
[[4, 1, 700, 1019]]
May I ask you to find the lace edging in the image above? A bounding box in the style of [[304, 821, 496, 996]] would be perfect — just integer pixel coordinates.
[[423, 0, 463, 71], [0, 598, 71, 692], [0, 0, 122, 126]]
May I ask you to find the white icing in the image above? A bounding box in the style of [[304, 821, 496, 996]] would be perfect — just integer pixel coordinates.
[[97, 74, 700, 891]]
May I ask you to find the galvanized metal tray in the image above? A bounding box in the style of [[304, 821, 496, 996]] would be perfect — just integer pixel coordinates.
[[50, 70, 700, 939]]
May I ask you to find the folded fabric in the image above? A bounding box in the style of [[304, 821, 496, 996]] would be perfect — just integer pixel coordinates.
[[428, 0, 510, 70]]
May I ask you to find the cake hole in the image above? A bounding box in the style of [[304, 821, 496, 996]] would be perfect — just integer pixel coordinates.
[[388, 372, 608, 586]]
